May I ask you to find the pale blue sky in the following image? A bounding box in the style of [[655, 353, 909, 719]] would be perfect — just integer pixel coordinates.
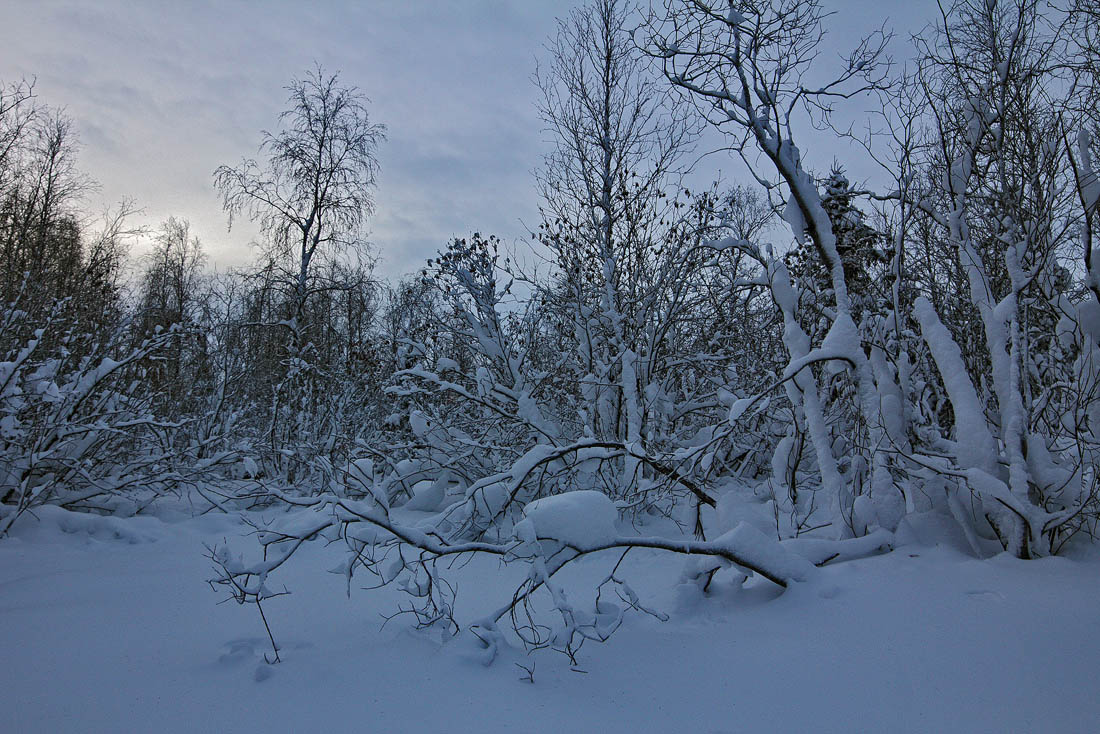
[[1, 0, 934, 278]]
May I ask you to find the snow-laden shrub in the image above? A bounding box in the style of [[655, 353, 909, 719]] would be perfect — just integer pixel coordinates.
[[0, 301, 188, 535]]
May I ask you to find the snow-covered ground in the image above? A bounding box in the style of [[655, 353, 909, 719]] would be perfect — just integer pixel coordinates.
[[2, 504, 1098, 733]]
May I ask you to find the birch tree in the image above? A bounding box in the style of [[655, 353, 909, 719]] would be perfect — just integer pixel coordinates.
[[214, 67, 385, 478]]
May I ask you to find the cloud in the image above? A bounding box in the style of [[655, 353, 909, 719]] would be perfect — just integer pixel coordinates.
[[2, 0, 933, 277], [1, 0, 575, 278]]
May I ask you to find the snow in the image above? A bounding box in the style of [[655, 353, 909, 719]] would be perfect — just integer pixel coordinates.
[[347, 457, 388, 510], [2, 502, 1099, 732], [523, 489, 617, 547], [5, 5, 1100, 730], [913, 296, 999, 475], [727, 396, 754, 423], [403, 478, 448, 512], [1079, 294, 1100, 343], [782, 193, 807, 245], [711, 522, 816, 583], [726, 9, 746, 25], [1078, 129, 1099, 213]]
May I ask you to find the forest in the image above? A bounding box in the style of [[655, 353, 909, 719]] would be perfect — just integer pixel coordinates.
[[3, 1, 1100, 730]]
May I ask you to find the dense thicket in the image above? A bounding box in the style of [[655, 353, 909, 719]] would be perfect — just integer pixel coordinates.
[[4, 0, 1100, 665]]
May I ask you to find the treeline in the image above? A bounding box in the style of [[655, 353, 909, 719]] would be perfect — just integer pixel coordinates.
[[4, 0, 1100, 661], [0, 70, 421, 529]]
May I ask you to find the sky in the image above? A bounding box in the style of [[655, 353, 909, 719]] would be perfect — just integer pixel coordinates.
[[1, 0, 934, 279]]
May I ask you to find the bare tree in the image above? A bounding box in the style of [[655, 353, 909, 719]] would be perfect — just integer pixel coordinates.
[[0, 78, 37, 190], [214, 67, 385, 477], [0, 106, 94, 308], [137, 217, 207, 406], [214, 66, 385, 351], [640, 0, 898, 538], [535, 0, 704, 494]]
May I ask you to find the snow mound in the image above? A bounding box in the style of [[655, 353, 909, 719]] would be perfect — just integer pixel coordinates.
[[523, 490, 617, 547], [403, 479, 447, 512], [712, 522, 816, 583], [1, 504, 163, 544]]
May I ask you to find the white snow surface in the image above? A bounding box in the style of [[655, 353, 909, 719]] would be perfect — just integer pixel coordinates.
[[2, 500, 1099, 733], [523, 489, 618, 547]]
